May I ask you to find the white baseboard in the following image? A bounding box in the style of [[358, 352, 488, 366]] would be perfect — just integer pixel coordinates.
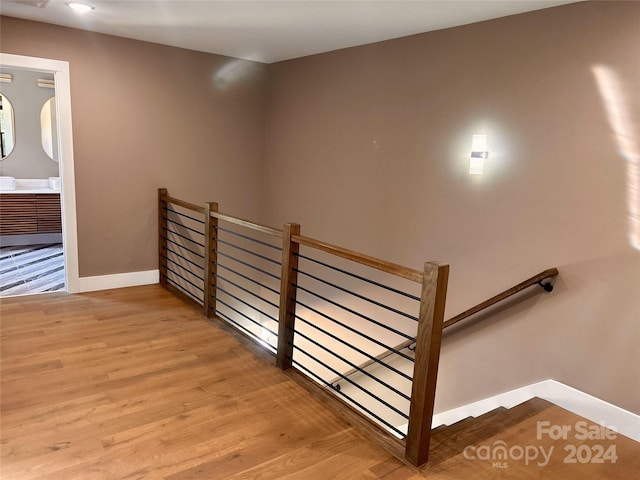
[[78, 269, 159, 293], [426, 379, 639, 442]]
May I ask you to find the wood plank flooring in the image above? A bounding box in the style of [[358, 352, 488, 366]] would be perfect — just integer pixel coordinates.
[[1, 285, 638, 479]]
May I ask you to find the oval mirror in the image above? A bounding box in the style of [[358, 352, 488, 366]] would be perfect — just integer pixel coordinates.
[[0, 94, 16, 159], [40, 96, 58, 162]]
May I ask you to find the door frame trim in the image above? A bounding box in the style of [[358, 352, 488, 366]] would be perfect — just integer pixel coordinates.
[[1, 53, 80, 293]]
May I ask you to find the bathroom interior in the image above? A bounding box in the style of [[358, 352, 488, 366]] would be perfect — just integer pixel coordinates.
[[0, 67, 64, 296]]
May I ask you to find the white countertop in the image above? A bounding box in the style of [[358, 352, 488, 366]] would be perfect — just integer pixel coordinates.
[[0, 178, 61, 194], [0, 188, 60, 194]]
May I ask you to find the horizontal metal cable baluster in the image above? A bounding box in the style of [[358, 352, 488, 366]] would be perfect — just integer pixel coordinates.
[[217, 238, 282, 266], [163, 247, 204, 271], [167, 277, 204, 305], [215, 298, 278, 337], [216, 273, 279, 310], [295, 282, 415, 342], [295, 297, 414, 362], [294, 313, 412, 381], [162, 255, 205, 282], [216, 285, 279, 323], [163, 206, 205, 225], [295, 268, 418, 322], [215, 250, 280, 281], [163, 236, 205, 259], [292, 345, 408, 423], [291, 359, 405, 438], [296, 252, 420, 301], [165, 226, 206, 248], [293, 327, 411, 403], [216, 309, 277, 353], [218, 263, 280, 295], [165, 265, 205, 293], [216, 225, 282, 251], [163, 216, 205, 236]]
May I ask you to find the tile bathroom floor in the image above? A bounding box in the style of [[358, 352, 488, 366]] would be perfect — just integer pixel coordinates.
[[0, 244, 65, 297]]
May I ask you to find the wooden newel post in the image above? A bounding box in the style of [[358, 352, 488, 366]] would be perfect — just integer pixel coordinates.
[[276, 223, 301, 370], [405, 261, 449, 467], [203, 202, 219, 318], [158, 188, 168, 286]]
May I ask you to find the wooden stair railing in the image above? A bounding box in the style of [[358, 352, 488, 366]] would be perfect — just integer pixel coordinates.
[[331, 268, 559, 385], [157, 188, 557, 468]]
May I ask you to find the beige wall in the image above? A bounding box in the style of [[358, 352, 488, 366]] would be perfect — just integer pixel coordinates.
[[1, 16, 268, 277], [265, 1, 640, 413], [1, 1, 638, 414]]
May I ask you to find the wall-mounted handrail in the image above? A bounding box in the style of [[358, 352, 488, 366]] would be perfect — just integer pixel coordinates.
[[333, 267, 560, 381], [443, 267, 558, 329]]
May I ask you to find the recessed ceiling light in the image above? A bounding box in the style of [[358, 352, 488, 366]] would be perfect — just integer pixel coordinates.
[[66, 2, 94, 13]]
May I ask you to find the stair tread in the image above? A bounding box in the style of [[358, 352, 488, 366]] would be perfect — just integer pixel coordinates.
[[428, 397, 554, 465]]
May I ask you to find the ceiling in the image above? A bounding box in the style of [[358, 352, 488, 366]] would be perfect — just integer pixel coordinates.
[[1, 0, 580, 64]]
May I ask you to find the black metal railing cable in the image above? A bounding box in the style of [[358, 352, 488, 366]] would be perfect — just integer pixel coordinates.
[[295, 252, 420, 301], [217, 238, 281, 267], [164, 205, 205, 225], [292, 359, 405, 438], [215, 297, 278, 338], [293, 313, 411, 381], [215, 285, 279, 323], [215, 273, 279, 310], [292, 327, 410, 402], [163, 216, 205, 237], [294, 268, 418, 322], [215, 309, 276, 353], [294, 282, 415, 343], [215, 225, 282, 251], [291, 348, 407, 437], [215, 250, 280, 281], [162, 247, 204, 271], [163, 255, 204, 282], [166, 276, 203, 305], [163, 236, 205, 259], [165, 226, 206, 248], [217, 263, 279, 295], [165, 265, 204, 293], [294, 296, 414, 362]]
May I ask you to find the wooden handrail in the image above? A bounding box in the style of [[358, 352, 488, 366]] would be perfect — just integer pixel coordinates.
[[211, 211, 283, 237], [161, 193, 283, 236], [329, 268, 559, 385], [292, 234, 423, 283], [162, 194, 206, 214], [443, 267, 558, 329]]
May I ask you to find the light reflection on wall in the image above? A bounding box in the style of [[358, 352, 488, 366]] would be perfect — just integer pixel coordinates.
[[212, 58, 257, 90], [592, 65, 640, 251]]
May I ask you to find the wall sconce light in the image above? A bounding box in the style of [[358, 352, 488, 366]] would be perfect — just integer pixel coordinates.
[[469, 134, 488, 175]]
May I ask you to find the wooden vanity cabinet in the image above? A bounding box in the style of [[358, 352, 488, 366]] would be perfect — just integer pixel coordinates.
[[0, 193, 62, 235]]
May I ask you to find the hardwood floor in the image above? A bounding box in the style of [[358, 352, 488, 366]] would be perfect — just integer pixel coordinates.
[[1, 285, 638, 479]]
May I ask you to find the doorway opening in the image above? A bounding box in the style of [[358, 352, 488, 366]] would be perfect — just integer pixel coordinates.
[[0, 54, 79, 296]]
